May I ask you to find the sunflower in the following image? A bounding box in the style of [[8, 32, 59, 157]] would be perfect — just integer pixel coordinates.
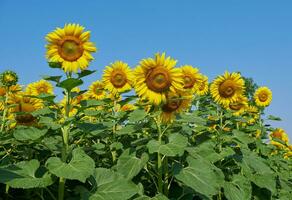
[[45, 23, 97, 73], [225, 95, 248, 116], [0, 70, 18, 87], [270, 128, 289, 149], [254, 87, 272, 107], [26, 80, 54, 96], [9, 92, 43, 126], [86, 80, 106, 100], [245, 105, 260, 125], [102, 61, 133, 95], [134, 53, 183, 105], [160, 92, 192, 123], [210, 71, 245, 106], [181, 65, 201, 92], [195, 75, 209, 96]]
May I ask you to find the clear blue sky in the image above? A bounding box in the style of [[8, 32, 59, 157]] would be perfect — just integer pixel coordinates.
[[1, 0, 292, 137]]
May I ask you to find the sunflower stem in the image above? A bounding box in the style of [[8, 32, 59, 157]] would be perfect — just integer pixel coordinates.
[[155, 117, 164, 194], [58, 88, 71, 200]]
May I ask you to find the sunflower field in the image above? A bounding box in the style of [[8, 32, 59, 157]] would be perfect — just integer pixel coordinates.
[[0, 24, 291, 200]]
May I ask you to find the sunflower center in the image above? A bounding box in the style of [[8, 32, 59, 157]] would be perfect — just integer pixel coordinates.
[[0, 87, 5, 96], [162, 98, 182, 113], [15, 113, 36, 124], [183, 75, 194, 89], [94, 87, 103, 95], [272, 131, 282, 139], [219, 80, 236, 98], [4, 74, 15, 82], [58, 36, 84, 61], [146, 67, 171, 92], [110, 71, 127, 88], [259, 93, 268, 102]]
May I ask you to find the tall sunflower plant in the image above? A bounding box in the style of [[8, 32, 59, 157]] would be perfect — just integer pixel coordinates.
[[0, 24, 291, 200]]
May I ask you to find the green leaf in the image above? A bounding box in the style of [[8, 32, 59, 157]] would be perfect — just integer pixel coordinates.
[[267, 115, 282, 121], [0, 160, 54, 189], [251, 173, 276, 194], [175, 156, 224, 198], [116, 125, 136, 135], [128, 109, 147, 122], [42, 75, 62, 83], [78, 69, 96, 78], [48, 62, 62, 69], [46, 148, 95, 183], [115, 149, 149, 180], [13, 126, 47, 141], [57, 78, 83, 92], [89, 168, 139, 200], [147, 133, 188, 157], [80, 99, 105, 107], [224, 175, 251, 200]]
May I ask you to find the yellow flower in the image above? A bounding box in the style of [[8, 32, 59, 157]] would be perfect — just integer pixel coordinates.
[[225, 95, 248, 116], [245, 105, 260, 125], [270, 128, 289, 143], [102, 61, 133, 95], [9, 92, 43, 126], [270, 128, 289, 149], [0, 84, 22, 96], [26, 80, 54, 96], [210, 72, 245, 106], [45, 23, 97, 73], [254, 86, 272, 107], [160, 92, 192, 123], [86, 80, 106, 100], [134, 53, 183, 105], [181, 65, 201, 92], [195, 75, 209, 96]]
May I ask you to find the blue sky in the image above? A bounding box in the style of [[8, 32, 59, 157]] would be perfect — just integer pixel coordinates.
[[0, 0, 292, 137]]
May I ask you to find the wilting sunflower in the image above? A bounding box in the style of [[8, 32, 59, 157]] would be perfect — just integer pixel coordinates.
[[134, 53, 183, 105], [46, 23, 97, 73], [195, 75, 209, 96], [26, 80, 54, 96], [254, 86, 272, 107], [9, 93, 43, 126], [86, 80, 106, 100], [270, 128, 289, 149], [181, 65, 201, 92], [210, 71, 245, 106], [225, 95, 248, 116], [102, 61, 133, 95], [160, 92, 192, 123]]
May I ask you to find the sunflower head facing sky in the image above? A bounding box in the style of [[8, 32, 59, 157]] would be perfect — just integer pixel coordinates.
[[134, 52, 183, 105], [210, 71, 245, 106], [254, 86, 272, 107], [46, 23, 97, 73], [0, 70, 18, 87], [102, 61, 133, 95]]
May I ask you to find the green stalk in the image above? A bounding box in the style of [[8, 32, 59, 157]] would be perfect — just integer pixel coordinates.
[[58, 89, 71, 200], [1, 87, 9, 132], [163, 157, 169, 196], [155, 118, 163, 194]]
